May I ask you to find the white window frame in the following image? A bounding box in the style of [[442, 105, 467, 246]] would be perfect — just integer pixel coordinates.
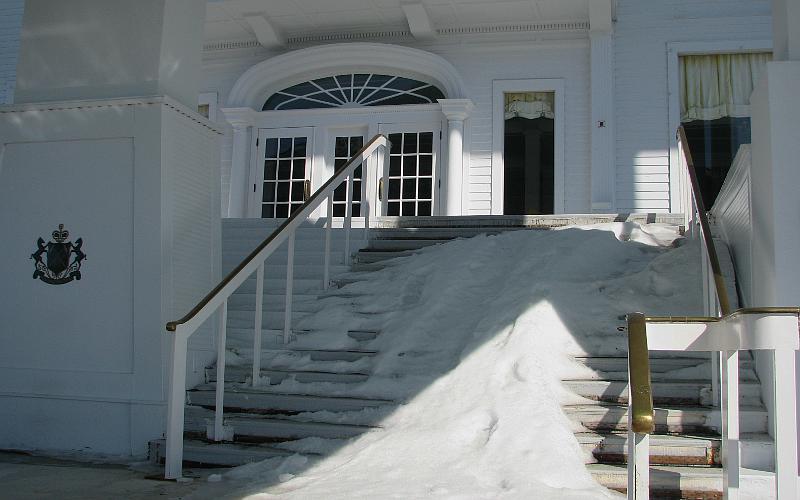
[[666, 40, 772, 213], [491, 79, 565, 215]]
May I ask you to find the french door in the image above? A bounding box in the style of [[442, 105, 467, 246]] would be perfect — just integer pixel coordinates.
[[378, 123, 441, 216], [251, 127, 314, 218]]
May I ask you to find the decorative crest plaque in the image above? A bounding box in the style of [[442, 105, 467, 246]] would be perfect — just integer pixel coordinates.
[[31, 224, 86, 285]]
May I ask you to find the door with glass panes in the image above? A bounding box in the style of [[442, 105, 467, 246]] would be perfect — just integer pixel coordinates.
[[330, 132, 366, 217], [378, 123, 441, 216], [252, 127, 313, 218]]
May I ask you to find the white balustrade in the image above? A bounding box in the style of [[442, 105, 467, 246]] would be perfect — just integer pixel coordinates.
[[163, 135, 390, 479]]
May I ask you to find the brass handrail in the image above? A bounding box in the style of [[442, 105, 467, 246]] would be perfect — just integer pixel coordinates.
[[627, 313, 655, 434], [166, 134, 389, 332], [644, 306, 800, 324], [626, 126, 737, 436], [677, 125, 732, 316]]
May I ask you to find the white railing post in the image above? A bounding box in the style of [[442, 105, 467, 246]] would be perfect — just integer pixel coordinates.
[[344, 175, 353, 262], [773, 349, 799, 499], [284, 230, 295, 344], [627, 397, 649, 500], [323, 196, 333, 290], [363, 153, 371, 244], [252, 263, 264, 386], [164, 330, 188, 479], [721, 350, 740, 499], [212, 300, 228, 441]]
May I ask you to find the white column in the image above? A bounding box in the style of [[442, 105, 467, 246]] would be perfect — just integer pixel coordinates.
[[589, 0, 615, 212], [438, 99, 474, 216], [222, 107, 256, 218]]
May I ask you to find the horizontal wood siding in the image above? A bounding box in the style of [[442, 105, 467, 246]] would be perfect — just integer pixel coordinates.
[[614, 0, 771, 212], [0, 0, 23, 104]]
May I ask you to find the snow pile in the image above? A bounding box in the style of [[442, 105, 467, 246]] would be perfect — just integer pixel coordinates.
[[205, 222, 702, 499]]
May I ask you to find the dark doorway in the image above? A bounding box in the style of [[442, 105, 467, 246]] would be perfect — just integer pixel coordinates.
[[503, 117, 554, 215], [682, 117, 750, 209]]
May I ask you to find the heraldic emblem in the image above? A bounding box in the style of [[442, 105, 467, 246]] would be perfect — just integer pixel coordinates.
[[31, 224, 86, 285]]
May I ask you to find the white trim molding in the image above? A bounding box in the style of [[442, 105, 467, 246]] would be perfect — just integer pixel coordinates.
[[226, 43, 467, 109], [491, 79, 565, 215]]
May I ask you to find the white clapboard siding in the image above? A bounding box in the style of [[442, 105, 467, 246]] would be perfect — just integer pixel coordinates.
[[0, 0, 23, 104], [614, 0, 771, 212]]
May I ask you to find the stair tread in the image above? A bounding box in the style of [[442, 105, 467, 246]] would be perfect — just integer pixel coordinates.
[[189, 384, 394, 403]]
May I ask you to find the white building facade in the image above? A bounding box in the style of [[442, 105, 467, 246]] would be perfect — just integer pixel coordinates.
[[2, 0, 798, 472]]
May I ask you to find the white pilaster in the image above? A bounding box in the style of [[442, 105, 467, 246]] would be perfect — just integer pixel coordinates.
[[222, 107, 256, 218], [438, 99, 474, 216], [589, 0, 615, 212]]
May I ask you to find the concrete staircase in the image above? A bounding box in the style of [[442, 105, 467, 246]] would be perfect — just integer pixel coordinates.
[[150, 215, 768, 499]]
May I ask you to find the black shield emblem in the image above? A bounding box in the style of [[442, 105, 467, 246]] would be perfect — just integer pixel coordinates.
[[46, 242, 71, 275], [31, 224, 86, 285]]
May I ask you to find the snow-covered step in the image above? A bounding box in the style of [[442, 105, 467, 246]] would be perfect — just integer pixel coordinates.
[[234, 277, 323, 293], [578, 432, 720, 466], [587, 463, 722, 498], [208, 366, 370, 385], [149, 438, 298, 467], [187, 387, 393, 413], [369, 214, 684, 229], [226, 310, 312, 330], [565, 403, 768, 434], [579, 431, 774, 469], [227, 347, 378, 363], [184, 408, 382, 440], [563, 379, 763, 406], [370, 228, 508, 240], [227, 293, 321, 313], [221, 262, 350, 280], [225, 329, 379, 349], [353, 249, 417, 263], [573, 355, 757, 381], [365, 239, 449, 251]]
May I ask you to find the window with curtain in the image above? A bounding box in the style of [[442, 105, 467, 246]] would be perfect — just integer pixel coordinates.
[[679, 52, 770, 207]]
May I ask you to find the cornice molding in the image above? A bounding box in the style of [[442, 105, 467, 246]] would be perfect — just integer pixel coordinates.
[[203, 21, 589, 52]]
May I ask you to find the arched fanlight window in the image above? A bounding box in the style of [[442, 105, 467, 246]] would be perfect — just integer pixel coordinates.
[[263, 74, 446, 110]]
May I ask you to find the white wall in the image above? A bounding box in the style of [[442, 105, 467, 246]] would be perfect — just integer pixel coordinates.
[[0, 96, 222, 456], [613, 0, 772, 212], [0, 0, 23, 104]]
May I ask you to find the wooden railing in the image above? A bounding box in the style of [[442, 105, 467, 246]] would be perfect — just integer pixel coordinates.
[[163, 135, 391, 479]]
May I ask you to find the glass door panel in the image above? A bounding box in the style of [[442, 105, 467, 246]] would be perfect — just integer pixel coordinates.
[[378, 124, 440, 216], [255, 128, 313, 218], [331, 135, 364, 217]]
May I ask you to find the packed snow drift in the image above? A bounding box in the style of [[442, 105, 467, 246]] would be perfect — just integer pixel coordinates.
[[193, 222, 702, 499]]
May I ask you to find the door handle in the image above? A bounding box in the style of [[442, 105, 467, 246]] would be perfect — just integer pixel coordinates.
[[378, 177, 384, 201], [303, 179, 311, 201]]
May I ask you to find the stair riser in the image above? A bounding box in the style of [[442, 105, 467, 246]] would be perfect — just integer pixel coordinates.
[[235, 278, 323, 293], [226, 310, 310, 330], [221, 262, 349, 279], [354, 251, 415, 263], [227, 294, 321, 313]]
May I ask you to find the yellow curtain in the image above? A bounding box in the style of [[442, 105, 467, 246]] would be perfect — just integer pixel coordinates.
[[504, 92, 555, 120], [680, 52, 771, 122]]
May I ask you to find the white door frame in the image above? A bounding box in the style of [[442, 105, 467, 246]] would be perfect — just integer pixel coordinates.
[[666, 40, 771, 213], [492, 79, 565, 215]]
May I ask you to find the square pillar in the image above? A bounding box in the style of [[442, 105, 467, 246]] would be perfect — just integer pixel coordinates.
[[589, 0, 615, 212]]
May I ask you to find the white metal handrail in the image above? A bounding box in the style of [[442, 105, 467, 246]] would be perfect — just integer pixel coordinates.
[[163, 134, 391, 479], [626, 128, 800, 499]]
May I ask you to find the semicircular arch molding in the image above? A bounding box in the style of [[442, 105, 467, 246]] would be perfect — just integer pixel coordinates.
[[226, 43, 467, 109]]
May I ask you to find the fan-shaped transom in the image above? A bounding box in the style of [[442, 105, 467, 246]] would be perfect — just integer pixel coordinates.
[[263, 73, 446, 111]]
